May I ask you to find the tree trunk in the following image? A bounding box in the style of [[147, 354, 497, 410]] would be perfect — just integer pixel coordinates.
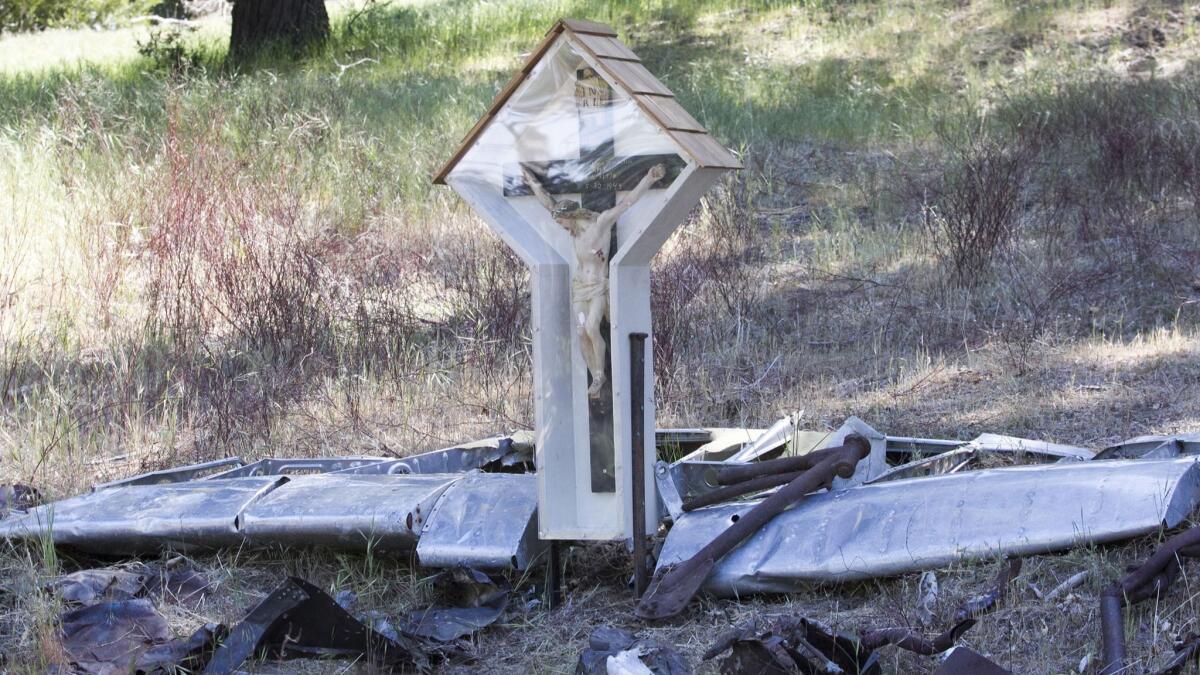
[[230, 0, 329, 62]]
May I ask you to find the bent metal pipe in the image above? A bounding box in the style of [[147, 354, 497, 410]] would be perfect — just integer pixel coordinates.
[[1100, 526, 1200, 675], [635, 435, 871, 621]]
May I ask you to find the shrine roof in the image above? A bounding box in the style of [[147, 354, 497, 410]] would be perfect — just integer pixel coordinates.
[[432, 18, 742, 184]]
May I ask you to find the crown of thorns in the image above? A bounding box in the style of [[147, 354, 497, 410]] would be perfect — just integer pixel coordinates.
[[552, 199, 596, 220]]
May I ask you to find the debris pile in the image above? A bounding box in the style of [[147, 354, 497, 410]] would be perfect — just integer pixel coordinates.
[[5, 418, 1200, 672], [576, 626, 689, 675]]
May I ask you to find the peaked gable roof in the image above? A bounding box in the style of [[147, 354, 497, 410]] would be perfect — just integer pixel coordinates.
[[432, 18, 741, 185]]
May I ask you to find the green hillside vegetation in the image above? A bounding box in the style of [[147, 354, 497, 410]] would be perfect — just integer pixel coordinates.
[[2, 0, 1200, 671]]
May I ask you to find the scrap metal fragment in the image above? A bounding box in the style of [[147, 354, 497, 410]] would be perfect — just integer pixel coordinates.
[[0, 476, 287, 552], [416, 472, 544, 570], [1099, 527, 1200, 675], [703, 616, 878, 675], [203, 577, 424, 673], [859, 619, 976, 655], [400, 567, 508, 643], [238, 473, 459, 550], [952, 559, 1022, 622], [93, 457, 245, 490], [60, 599, 223, 674], [868, 449, 976, 485], [964, 434, 1094, 461], [933, 647, 1011, 675], [636, 437, 870, 620], [1043, 570, 1090, 602], [656, 458, 1200, 592], [138, 623, 225, 673], [725, 414, 802, 463], [576, 626, 691, 675], [48, 561, 212, 609], [1156, 633, 1200, 675], [156, 563, 213, 608], [655, 460, 686, 520], [62, 599, 170, 672], [915, 571, 938, 626], [49, 567, 153, 607], [1096, 433, 1200, 461], [0, 483, 41, 517]]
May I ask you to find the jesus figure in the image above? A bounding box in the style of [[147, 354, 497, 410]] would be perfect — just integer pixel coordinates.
[[522, 163, 667, 397]]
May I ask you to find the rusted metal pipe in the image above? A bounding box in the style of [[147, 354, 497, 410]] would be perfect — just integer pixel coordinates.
[[714, 442, 857, 485], [629, 332, 649, 598], [860, 619, 976, 655], [1099, 527, 1200, 675], [1099, 589, 1125, 675], [635, 435, 870, 621], [682, 469, 804, 512], [952, 558, 1023, 622]]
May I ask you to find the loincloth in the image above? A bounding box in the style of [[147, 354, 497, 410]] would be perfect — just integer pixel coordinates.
[[571, 276, 609, 323]]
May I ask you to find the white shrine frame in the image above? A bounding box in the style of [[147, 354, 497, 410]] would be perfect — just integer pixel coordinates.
[[436, 19, 739, 540]]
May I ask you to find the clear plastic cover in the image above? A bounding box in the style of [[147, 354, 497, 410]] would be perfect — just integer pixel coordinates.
[[447, 39, 687, 262]]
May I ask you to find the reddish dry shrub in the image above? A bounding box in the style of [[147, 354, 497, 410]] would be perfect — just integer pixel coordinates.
[[139, 108, 328, 361], [425, 226, 529, 362], [921, 131, 1029, 288]]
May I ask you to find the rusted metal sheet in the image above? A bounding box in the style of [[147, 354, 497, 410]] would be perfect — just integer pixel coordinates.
[[656, 458, 1200, 593]]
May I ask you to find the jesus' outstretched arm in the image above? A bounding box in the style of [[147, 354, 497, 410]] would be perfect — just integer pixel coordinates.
[[603, 163, 666, 222], [521, 167, 558, 212]]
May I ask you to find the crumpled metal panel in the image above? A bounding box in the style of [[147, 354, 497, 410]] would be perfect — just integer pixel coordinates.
[[868, 448, 977, 484], [329, 434, 535, 476], [659, 418, 887, 519], [656, 458, 1200, 594], [829, 417, 888, 488], [93, 458, 246, 490], [239, 474, 460, 551], [1096, 433, 1200, 460], [416, 472, 544, 570], [965, 433, 1095, 461], [204, 457, 389, 480], [0, 477, 286, 553]]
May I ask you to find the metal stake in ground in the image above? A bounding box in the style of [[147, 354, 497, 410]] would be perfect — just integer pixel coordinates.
[[635, 435, 870, 620], [629, 332, 649, 597]]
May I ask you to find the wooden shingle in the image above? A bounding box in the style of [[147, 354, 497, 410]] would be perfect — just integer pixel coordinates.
[[635, 95, 705, 132], [595, 59, 674, 96], [573, 33, 640, 61], [668, 131, 742, 169], [557, 18, 618, 36]]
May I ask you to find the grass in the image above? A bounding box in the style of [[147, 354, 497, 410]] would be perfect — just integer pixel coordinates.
[[2, 0, 1200, 672]]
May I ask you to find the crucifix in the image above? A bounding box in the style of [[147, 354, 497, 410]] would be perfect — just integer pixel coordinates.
[[504, 66, 685, 492], [435, 19, 738, 541]]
